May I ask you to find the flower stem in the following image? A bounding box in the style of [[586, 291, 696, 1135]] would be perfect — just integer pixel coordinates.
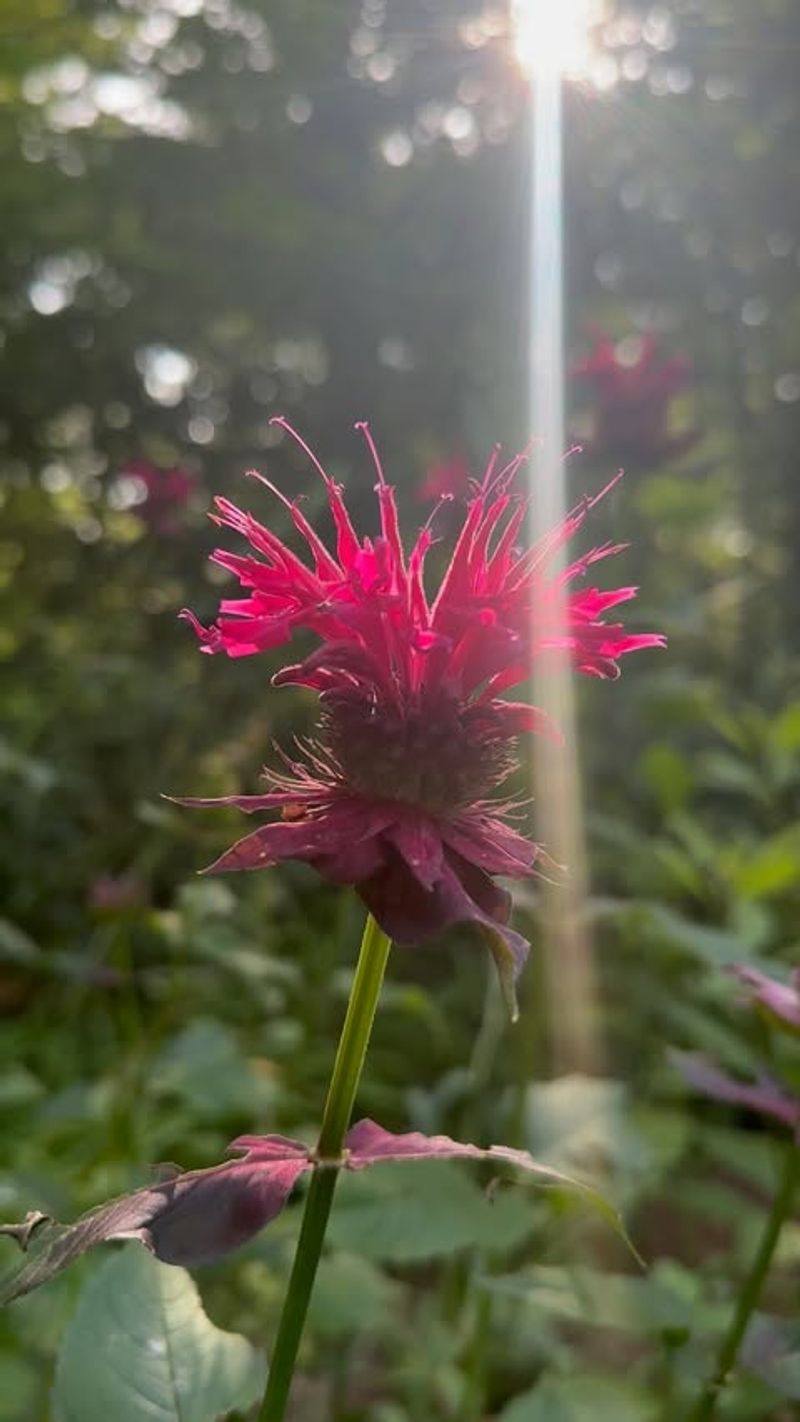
[[686, 1133, 798, 1422], [258, 912, 392, 1421]]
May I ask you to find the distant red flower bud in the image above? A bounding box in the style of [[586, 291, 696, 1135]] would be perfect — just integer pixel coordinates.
[[121, 459, 198, 534], [88, 873, 146, 916], [572, 333, 699, 468]]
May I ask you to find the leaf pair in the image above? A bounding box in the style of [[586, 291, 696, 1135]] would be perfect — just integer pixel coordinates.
[[1, 1119, 633, 1305]]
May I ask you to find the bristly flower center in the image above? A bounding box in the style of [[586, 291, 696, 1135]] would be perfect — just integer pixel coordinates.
[[321, 695, 518, 814]]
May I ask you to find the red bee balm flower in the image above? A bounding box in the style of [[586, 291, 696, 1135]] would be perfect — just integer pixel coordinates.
[[122, 459, 198, 534], [179, 420, 663, 1007], [572, 333, 699, 468]]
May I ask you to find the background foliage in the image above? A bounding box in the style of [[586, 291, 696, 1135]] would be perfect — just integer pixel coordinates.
[[1, 0, 799, 1418]]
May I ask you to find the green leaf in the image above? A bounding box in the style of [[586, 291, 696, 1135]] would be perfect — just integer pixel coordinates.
[[742, 1316, 800, 1400], [0, 1350, 42, 1420], [524, 1076, 646, 1184], [486, 1261, 728, 1338], [499, 1373, 658, 1421], [729, 826, 800, 899], [306, 1252, 401, 1339], [150, 1020, 278, 1122], [0, 920, 40, 967], [52, 1247, 265, 1422], [327, 1159, 536, 1263]]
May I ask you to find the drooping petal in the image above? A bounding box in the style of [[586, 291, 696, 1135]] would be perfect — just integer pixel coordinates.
[[385, 816, 445, 892], [201, 802, 396, 875], [356, 842, 531, 1017]]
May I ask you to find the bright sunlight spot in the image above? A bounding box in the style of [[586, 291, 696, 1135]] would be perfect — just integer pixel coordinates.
[[511, 0, 594, 79]]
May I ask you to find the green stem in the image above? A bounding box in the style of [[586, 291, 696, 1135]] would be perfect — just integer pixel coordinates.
[[258, 912, 392, 1421], [687, 1133, 798, 1422]]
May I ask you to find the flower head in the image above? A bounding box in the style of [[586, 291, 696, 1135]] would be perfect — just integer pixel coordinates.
[[179, 420, 663, 1011], [572, 332, 699, 468]]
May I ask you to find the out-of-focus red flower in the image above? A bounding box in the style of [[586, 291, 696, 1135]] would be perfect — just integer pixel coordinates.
[[572, 333, 699, 467], [122, 459, 198, 534], [418, 453, 471, 503], [178, 420, 664, 1007], [88, 872, 146, 916]]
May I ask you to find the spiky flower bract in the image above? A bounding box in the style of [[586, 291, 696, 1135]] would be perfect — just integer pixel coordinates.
[[179, 420, 664, 1010]]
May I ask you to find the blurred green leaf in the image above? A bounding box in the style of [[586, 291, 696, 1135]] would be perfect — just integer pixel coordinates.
[[487, 1260, 726, 1338], [498, 1374, 658, 1421], [307, 1252, 401, 1340], [728, 826, 800, 899], [52, 1248, 265, 1422], [150, 1019, 279, 1122], [328, 1159, 536, 1263]]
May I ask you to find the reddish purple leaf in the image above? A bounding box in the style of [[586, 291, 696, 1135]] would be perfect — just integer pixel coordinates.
[[344, 1119, 611, 1190], [731, 965, 800, 1037], [1, 1136, 311, 1305], [2, 1119, 635, 1305], [672, 1050, 799, 1130]]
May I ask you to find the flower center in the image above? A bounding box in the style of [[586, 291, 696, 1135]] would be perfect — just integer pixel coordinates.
[[322, 695, 517, 814]]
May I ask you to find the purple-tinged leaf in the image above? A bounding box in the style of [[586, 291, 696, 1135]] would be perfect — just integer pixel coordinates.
[[342, 1120, 641, 1260], [730, 965, 800, 1037], [1, 1136, 311, 1305], [2, 1118, 640, 1304], [741, 1316, 800, 1401], [671, 1050, 799, 1130]]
